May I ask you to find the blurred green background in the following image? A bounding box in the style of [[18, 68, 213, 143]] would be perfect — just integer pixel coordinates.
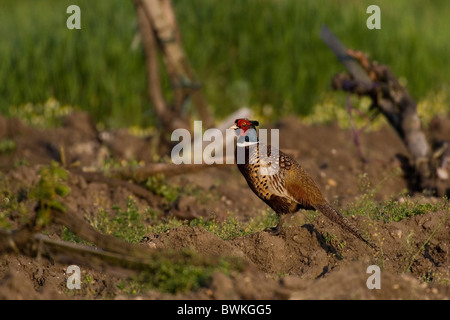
[[0, 0, 449, 128]]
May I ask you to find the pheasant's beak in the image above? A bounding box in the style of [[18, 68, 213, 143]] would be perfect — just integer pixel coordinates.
[[229, 124, 239, 130]]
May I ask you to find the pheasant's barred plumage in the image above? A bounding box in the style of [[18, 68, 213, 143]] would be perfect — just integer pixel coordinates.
[[233, 119, 379, 251]]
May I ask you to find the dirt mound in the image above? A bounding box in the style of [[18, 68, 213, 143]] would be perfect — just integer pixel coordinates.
[[143, 209, 449, 284], [137, 207, 449, 300], [124, 208, 450, 300]]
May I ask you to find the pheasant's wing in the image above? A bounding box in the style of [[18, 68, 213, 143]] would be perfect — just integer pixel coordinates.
[[257, 147, 303, 201], [283, 159, 326, 209], [257, 146, 324, 207]]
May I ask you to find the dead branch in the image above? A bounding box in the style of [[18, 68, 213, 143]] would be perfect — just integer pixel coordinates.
[[345, 96, 368, 163], [74, 170, 159, 200], [134, 0, 190, 134], [134, 0, 214, 138], [321, 25, 450, 196]]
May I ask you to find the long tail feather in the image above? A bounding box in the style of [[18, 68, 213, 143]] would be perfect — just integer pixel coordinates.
[[314, 202, 379, 251]]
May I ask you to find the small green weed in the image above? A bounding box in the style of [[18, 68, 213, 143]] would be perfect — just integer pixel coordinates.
[[100, 157, 142, 173], [29, 161, 71, 227], [145, 175, 181, 205], [117, 251, 236, 294], [88, 196, 151, 243], [145, 175, 218, 206], [146, 216, 184, 235], [8, 97, 74, 129], [61, 225, 89, 244], [0, 163, 70, 230], [0, 171, 32, 229], [346, 193, 448, 223], [190, 209, 278, 240], [323, 232, 347, 250], [0, 138, 16, 154], [344, 172, 448, 223]]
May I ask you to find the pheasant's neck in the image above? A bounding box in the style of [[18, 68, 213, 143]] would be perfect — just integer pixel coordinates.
[[236, 141, 258, 148]]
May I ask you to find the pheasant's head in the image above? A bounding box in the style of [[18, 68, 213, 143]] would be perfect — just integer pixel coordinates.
[[230, 119, 259, 146], [230, 119, 259, 136]]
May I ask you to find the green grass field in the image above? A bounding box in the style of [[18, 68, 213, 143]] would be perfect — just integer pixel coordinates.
[[0, 0, 449, 128]]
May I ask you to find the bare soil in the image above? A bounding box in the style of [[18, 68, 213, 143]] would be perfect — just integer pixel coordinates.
[[0, 112, 449, 300]]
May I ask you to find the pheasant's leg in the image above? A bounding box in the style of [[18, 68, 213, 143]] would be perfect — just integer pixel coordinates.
[[264, 214, 284, 235]]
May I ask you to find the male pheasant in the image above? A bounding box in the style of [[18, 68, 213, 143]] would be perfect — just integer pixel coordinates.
[[230, 118, 378, 251]]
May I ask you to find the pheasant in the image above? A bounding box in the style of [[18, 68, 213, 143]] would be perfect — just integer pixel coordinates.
[[230, 118, 378, 251]]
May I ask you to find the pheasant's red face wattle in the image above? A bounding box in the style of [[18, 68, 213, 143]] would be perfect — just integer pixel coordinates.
[[235, 119, 258, 136]]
